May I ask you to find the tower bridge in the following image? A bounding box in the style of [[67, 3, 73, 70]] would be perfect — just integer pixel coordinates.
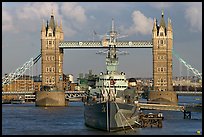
[[2, 10, 202, 106], [40, 10, 177, 105]]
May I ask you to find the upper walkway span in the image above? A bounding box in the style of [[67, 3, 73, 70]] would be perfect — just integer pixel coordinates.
[[59, 41, 153, 48]]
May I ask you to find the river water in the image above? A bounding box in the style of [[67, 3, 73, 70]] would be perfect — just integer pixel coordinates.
[[2, 96, 202, 135]]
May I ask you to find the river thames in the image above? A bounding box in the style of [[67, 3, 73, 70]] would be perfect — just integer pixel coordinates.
[[2, 96, 202, 135]]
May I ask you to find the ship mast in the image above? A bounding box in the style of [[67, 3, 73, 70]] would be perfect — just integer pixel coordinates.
[[106, 18, 119, 74]]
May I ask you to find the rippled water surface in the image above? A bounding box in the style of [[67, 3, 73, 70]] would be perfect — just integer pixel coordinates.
[[2, 96, 202, 135]]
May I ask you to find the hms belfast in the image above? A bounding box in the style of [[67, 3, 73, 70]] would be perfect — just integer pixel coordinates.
[[83, 19, 141, 131]]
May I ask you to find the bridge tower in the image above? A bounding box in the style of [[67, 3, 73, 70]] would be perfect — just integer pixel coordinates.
[[150, 10, 178, 104], [41, 11, 64, 91], [36, 11, 66, 106]]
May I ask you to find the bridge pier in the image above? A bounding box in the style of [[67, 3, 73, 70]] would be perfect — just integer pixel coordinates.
[[148, 91, 178, 105], [35, 91, 67, 107]]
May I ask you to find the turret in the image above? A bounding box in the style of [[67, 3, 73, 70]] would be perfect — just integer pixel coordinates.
[[55, 21, 60, 32], [60, 18, 63, 32], [41, 19, 46, 38], [152, 18, 158, 38], [48, 10, 55, 31], [159, 9, 166, 29], [167, 18, 173, 39], [41, 19, 46, 32]]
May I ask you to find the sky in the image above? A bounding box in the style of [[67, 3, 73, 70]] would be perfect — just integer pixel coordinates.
[[2, 2, 202, 80]]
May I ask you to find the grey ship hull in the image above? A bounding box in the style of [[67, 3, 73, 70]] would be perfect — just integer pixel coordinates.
[[84, 101, 139, 132]]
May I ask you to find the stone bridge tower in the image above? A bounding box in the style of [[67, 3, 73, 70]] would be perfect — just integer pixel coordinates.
[[41, 12, 64, 91], [150, 11, 178, 104]]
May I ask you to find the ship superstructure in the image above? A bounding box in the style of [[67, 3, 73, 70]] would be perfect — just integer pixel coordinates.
[[84, 19, 140, 132], [89, 19, 128, 101]]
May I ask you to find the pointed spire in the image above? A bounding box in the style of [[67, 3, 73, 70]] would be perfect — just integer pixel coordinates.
[[41, 19, 46, 32], [51, 9, 54, 17], [55, 20, 60, 32], [160, 9, 166, 28], [162, 8, 164, 17], [48, 10, 55, 31], [167, 18, 172, 31], [153, 18, 157, 31], [60, 18, 63, 31]]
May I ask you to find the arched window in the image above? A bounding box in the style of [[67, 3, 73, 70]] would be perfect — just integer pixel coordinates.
[[49, 33, 52, 37], [160, 40, 163, 44], [52, 77, 55, 84]]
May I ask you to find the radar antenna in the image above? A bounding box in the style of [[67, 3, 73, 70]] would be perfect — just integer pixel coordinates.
[[96, 18, 129, 74]]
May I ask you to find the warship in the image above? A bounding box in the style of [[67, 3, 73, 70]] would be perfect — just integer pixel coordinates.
[[83, 19, 141, 132]]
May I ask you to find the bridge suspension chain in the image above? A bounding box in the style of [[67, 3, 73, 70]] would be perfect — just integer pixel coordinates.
[[2, 54, 41, 86], [172, 50, 202, 80]]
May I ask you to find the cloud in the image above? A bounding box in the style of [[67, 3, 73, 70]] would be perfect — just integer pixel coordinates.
[[60, 2, 87, 24], [16, 2, 60, 20], [124, 10, 153, 35], [184, 3, 202, 32], [2, 2, 88, 39], [2, 8, 14, 32]]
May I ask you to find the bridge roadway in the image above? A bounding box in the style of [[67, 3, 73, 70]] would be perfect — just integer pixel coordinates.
[[2, 90, 202, 96]]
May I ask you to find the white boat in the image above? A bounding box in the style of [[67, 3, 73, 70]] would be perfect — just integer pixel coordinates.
[[11, 99, 25, 104]]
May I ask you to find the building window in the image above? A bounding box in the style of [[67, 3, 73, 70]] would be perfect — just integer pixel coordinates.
[[160, 40, 163, 44], [49, 41, 52, 45], [164, 79, 166, 82], [49, 33, 52, 37], [50, 67, 52, 72], [52, 77, 55, 84], [46, 67, 49, 72], [160, 32, 163, 36], [52, 67, 55, 72], [46, 77, 49, 84], [158, 67, 160, 72], [52, 56, 55, 61]]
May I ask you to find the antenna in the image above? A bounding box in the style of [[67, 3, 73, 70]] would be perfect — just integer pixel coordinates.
[[112, 18, 114, 32]]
